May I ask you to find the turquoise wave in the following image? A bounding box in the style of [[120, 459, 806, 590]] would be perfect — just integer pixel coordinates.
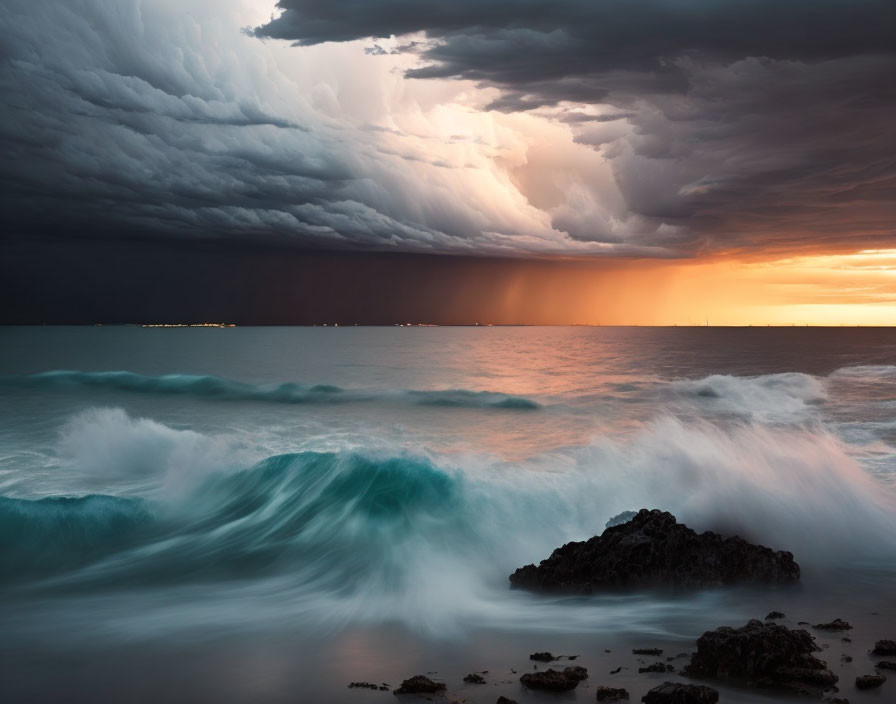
[[0, 370, 540, 410], [0, 452, 468, 589]]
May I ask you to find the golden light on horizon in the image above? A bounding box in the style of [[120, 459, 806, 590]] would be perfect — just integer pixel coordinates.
[[438, 248, 896, 326]]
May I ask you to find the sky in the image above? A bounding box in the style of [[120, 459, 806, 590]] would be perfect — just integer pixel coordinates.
[[1, 0, 895, 324]]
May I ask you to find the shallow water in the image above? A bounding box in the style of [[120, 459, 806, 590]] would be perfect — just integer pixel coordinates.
[[1, 326, 895, 702]]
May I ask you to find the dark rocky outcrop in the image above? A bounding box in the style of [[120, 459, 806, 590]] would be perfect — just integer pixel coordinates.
[[496, 698, 518, 704], [641, 682, 719, 704], [684, 619, 837, 695], [520, 666, 588, 691], [877, 661, 896, 670], [821, 699, 849, 704], [529, 651, 556, 662], [766, 611, 786, 620], [814, 619, 852, 631], [509, 509, 799, 592], [634, 648, 664, 655], [873, 640, 896, 656], [463, 673, 485, 684], [393, 675, 445, 695], [595, 685, 630, 701], [855, 674, 886, 689], [639, 663, 674, 673], [564, 665, 589, 682]]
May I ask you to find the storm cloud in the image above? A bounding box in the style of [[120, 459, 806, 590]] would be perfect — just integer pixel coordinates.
[[1, 0, 893, 258], [258, 0, 896, 254]]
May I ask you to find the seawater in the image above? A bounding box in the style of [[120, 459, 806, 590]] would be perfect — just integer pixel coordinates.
[[1, 326, 894, 703]]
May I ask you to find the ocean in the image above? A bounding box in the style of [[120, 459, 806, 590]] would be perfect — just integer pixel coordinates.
[[1, 326, 894, 703]]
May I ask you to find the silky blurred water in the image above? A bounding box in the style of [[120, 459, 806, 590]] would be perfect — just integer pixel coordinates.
[[1, 326, 895, 703]]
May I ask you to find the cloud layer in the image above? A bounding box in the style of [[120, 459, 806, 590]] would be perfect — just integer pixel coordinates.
[[1, 0, 893, 257]]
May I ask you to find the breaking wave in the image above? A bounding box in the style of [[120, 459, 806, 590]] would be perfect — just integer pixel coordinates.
[[3, 407, 895, 633]]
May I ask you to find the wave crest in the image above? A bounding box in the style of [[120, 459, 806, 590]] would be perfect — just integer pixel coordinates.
[[0, 370, 540, 410]]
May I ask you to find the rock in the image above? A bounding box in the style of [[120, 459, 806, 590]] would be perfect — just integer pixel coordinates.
[[684, 619, 837, 694], [496, 698, 518, 704], [873, 640, 896, 656], [877, 661, 896, 670], [595, 685, 631, 701], [822, 699, 849, 704], [520, 666, 587, 691], [606, 511, 638, 528], [855, 674, 886, 689], [393, 675, 446, 695], [641, 682, 719, 703], [633, 648, 664, 655], [841, 655, 852, 663], [509, 509, 800, 592], [766, 611, 786, 620], [610, 667, 622, 674], [564, 665, 589, 682], [463, 673, 486, 684], [348, 682, 380, 689], [529, 651, 556, 662], [814, 619, 852, 631], [639, 663, 674, 673]]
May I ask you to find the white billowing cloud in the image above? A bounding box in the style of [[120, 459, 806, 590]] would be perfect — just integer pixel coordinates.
[[1, 0, 667, 255]]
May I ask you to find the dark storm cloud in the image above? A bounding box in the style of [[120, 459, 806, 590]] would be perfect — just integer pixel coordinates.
[[1, 0, 573, 255], [257, 0, 896, 254]]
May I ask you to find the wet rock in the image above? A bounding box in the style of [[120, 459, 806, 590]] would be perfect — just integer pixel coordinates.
[[639, 663, 674, 673], [634, 648, 664, 656], [529, 651, 556, 662], [496, 698, 518, 704], [564, 665, 589, 682], [841, 655, 852, 663], [595, 685, 631, 701], [463, 673, 486, 684], [855, 674, 886, 689], [509, 509, 800, 592], [520, 666, 588, 691], [873, 640, 896, 656], [766, 611, 786, 620], [814, 619, 852, 631], [393, 675, 446, 695], [610, 667, 622, 674], [348, 682, 380, 690], [606, 511, 638, 528], [822, 698, 849, 704], [641, 682, 719, 704], [684, 619, 837, 694], [877, 661, 896, 670]]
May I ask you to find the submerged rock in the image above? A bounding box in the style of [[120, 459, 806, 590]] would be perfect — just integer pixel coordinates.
[[520, 666, 588, 691], [877, 661, 896, 670], [639, 662, 674, 673], [509, 509, 799, 592], [855, 674, 886, 689], [633, 648, 664, 655], [641, 682, 719, 704], [873, 640, 896, 656], [463, 673, 485, 684], [766, 611, 786, 620], [684, 619, 837, 694], [393, 675, 445, 695], [595, 685, 630, 701], [496, 698, 518, 704], [814, 619, 852, 631]]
